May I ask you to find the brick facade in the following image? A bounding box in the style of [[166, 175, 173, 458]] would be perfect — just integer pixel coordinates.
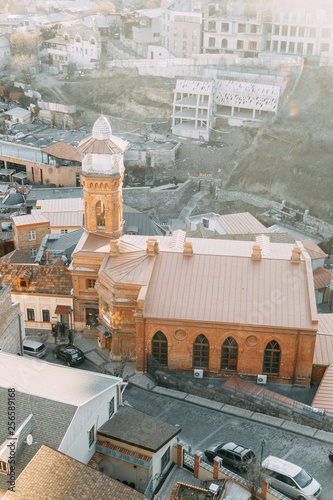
[[13, 221, 50, 255], [0, 284, 22, 355]]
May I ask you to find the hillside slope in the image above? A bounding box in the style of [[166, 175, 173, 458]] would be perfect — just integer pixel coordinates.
[[224, 66, 333, 219]]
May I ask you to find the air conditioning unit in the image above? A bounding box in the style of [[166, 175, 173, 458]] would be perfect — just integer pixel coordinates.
[[257, 374, 267, 385], [194, 369, 203, 379]]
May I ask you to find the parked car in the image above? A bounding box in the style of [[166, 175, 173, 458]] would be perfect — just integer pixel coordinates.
[[53, 344, 85, 367], [204, 442, 255, 472], [262, 456, 322, 500], [23, 339, 47, 358]]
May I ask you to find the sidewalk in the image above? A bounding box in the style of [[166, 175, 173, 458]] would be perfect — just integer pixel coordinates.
[[127, 374, 333, 445]]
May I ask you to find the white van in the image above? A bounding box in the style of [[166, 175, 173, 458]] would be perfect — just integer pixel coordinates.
[[23, 339, 47, 358], [262, 456, 321, 500]]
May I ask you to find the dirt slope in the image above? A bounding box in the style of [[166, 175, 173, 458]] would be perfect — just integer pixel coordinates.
[[224, 66, 333, 219]]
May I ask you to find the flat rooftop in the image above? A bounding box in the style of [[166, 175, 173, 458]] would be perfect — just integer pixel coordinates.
[[0, 352, 121, 407]]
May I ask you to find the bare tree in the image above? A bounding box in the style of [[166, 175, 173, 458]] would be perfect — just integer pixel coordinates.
[[10, 32, 40, 56], [9, 54, 37, 84]]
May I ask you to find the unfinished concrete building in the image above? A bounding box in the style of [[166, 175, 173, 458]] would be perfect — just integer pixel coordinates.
[[172, 77, 280, 140], [172, 80, 214, 141]]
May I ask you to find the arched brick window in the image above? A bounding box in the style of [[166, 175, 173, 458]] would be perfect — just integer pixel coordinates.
[[96, 200, 105, 227], [152, 331, 168, 366], [221, 336, 238, 371], [263, 340, 280, 375], [193, 334, 209, 369]]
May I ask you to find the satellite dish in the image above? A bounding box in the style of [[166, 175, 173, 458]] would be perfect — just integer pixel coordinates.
[[26, 434, 33, 445]]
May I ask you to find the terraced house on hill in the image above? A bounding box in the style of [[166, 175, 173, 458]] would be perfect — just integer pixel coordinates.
[[71, 115, 319, 385]]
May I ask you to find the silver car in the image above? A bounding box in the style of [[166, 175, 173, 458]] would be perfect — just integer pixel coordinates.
[[23, 339, 47, 358], [262, 456, 321, 500]]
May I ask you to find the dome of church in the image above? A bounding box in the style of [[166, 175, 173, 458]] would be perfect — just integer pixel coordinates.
[[92, 115, 112, 140]]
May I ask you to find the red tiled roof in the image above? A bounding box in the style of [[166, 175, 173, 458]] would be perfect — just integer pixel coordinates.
[[313, 267, 331, 289], [96, 440, 152, 462], [42, 142, 82, 162], [0, 263, 72, 295], [302, 240, 327, 260], [0, 249, 34, 264], [9, 92, 22, 101]]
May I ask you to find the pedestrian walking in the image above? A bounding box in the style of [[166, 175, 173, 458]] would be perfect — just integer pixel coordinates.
[[53, 324, 58, 345], [68, 329, 73, 345], [59, 322, 65, 338]]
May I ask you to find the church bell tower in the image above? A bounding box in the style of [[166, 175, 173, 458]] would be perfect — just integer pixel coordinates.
[[77, 115, 128, 238]]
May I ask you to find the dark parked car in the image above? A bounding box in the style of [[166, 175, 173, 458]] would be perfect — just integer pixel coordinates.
[[204, 442, 255, 472], [53, 344, 85, 367]]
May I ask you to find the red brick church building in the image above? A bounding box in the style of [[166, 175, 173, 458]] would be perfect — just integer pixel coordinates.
[[71, 116, 319, 385]]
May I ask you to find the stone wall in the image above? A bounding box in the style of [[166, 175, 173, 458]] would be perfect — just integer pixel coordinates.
[[123, 179, 194, 214], [153, 370, 333, 432], [0, 284, 22, 355]]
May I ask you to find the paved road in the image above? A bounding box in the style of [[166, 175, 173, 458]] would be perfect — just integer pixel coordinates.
[[124, 386, 332, 499]]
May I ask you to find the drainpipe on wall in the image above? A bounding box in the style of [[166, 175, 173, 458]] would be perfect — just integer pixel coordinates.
[[18, 312, 24, 356], [292, 331, 300, 385]]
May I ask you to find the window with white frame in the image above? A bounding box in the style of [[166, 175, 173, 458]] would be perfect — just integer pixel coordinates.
[[202, 218, 209, 229], [61, 229, 68, 234], [29, 248, 37, 258], [28, 231, 36, 241], [88, 425, 95, 448]]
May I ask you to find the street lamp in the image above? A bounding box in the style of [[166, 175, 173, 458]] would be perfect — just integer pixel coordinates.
[[258, 439, 266, 488]]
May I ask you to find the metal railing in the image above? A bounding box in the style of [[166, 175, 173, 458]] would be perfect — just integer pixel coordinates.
[[223, 382, 333, 421]]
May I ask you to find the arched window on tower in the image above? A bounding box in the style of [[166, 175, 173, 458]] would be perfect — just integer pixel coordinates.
[[221, 336, 238, 371], [96, 200, 105, 228], [193, 334, 209, 369], [152, 331, 168, 366], [263, 340, 280, 375]]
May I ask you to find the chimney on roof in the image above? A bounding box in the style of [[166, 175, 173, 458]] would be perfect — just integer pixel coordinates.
[[110, 239, 119, 256], [146, 238, 159, 256], [291, 245, 302, 263], [251, 244, 262, 261], [183, 241, 193, 256], [46, 251, 50, 263]]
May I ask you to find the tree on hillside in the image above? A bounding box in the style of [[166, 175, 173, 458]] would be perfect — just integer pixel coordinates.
[[40, 24, 59, 42], [90, 1, 116, 14], [9, 54, 37, 84], [10, 31, 40, 56]]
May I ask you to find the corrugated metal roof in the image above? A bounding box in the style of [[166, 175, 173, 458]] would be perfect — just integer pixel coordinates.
[[312, 364, 333, 412], [214, 212, 270, 234], [36, 198, 84, 212], [313, 333, 333, 366], [301, 240, 327, 260], [318, 313, 333, 334], [12, 212, 49, 227], [142, 252, 316, 329], [77, 135, 128, 155], [39, 211, 83, 228], [313, 267, 331, 289]]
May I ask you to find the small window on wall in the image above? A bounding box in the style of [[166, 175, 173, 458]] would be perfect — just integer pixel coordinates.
[[28, 231, 36, 241], [87, 279, 96, 289], [109, 397, 115, 419], [0, 461, 8, 474], [88, 426, 95, 448], [42, 309, 50, 322], [161, 447, 170, 471], [27, 308, 35, 321], [30, 248, 37, 258], [19, 278, 27, 288], [61, 229, 68, 234], [96, 200, 105, 228]]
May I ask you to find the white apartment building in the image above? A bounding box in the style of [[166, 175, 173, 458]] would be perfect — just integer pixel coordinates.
[[161, 0, 204, 57], [47, 24, 101, 71], [262, 8, 333, 57]]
